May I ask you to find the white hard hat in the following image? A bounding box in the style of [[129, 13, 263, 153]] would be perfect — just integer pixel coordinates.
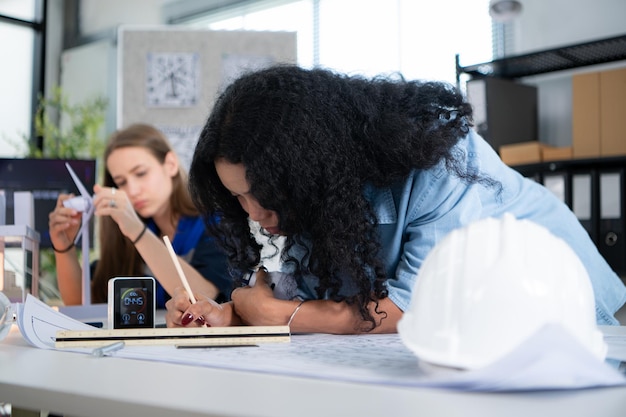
[[397, 213, 607, 370]]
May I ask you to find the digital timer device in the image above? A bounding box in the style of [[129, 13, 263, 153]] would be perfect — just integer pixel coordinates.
[[107, 277, 155, 329]]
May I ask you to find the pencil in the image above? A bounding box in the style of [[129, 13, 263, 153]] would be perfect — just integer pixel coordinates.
[[163, 235, 197, 304]]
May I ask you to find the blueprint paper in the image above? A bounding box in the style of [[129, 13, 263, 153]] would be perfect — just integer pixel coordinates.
[[16, 295, 93, 350], [112, 326, 626, 391]]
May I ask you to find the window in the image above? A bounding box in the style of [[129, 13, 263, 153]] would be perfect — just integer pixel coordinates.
[[180, 0, 492, 84], [0, 0, 37, 20], [0, 0, 44, 157]]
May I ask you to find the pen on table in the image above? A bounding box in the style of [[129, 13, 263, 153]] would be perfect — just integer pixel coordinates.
[[92, 341, 125, 357]]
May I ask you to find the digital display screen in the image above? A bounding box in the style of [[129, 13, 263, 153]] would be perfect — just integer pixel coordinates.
[[111, 278, 154, 329]]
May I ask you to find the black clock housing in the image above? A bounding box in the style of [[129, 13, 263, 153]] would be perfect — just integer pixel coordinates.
[[108, 277, 155, 329]]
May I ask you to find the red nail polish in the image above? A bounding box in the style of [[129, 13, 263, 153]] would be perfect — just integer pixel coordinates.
[[181, 313, 194, 326], [195, 316, 206, 325]]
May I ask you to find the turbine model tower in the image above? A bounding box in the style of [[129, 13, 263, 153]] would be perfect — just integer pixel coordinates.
[[62, 162, 94, 305]]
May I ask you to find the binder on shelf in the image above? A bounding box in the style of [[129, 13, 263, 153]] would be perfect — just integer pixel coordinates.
[[510, 157, 626, 277], [599, 170, 626, 276], [542, 172, 568, 205], [571, 171, 596, 241]]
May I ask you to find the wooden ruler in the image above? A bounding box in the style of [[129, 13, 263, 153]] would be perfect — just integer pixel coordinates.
[[55, 325, 290, 348]]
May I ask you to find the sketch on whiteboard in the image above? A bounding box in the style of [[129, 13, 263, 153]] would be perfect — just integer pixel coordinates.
[[158, 124, 203, 171]]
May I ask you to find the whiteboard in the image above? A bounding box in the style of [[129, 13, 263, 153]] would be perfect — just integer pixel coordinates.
[[118, 27, 297, 170]]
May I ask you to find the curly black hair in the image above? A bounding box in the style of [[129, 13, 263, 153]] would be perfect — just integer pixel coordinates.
[[190, 65, 479, 331]]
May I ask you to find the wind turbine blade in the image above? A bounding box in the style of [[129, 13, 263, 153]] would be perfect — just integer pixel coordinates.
[[66, 162, 95, 245], [73, 203, 95, 246], [65, 162, 93, 200]]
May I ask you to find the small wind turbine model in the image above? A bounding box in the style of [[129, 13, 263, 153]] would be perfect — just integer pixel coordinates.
[[62, 162, 95, 305]]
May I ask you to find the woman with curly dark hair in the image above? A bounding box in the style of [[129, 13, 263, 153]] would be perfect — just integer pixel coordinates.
[[165, 65, 626, 333]]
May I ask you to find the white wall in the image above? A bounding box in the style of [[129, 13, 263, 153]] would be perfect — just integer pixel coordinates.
[[56, 0, 170, 137], [60, 40, 117, 135], [79, 0, 168, 36], [513, 0, 626, 54]]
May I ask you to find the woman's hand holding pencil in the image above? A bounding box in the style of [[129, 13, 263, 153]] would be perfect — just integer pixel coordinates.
[[163, 236, 208, 326]]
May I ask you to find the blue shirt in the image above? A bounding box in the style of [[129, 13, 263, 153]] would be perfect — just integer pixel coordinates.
[[371, 130, 626, 325]]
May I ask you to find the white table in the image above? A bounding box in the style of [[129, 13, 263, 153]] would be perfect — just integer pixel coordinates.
[[2, 325, 626, 417]]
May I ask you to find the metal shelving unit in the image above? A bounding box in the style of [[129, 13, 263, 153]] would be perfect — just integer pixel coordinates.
[[455, 33, 626, 84], [455, 34, 626, 278]]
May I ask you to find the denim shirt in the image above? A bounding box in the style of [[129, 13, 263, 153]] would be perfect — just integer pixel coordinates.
[[370, 130, 626, 326], [275, 131, 625, 325]]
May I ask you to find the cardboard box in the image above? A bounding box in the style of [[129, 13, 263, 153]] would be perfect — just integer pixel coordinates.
[[499, 142, 546, 166], [500, 142, 574, 165], [542, 146, 573, 162], [572, 67, 626, 158], [572, 72, 601, 158], [600, 68, 626, 157]]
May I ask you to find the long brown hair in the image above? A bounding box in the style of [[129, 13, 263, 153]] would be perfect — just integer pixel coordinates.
[[91, 124, 198, 302]]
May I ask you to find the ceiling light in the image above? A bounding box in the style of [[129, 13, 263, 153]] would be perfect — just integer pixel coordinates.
[[489, 0, 523, 22]]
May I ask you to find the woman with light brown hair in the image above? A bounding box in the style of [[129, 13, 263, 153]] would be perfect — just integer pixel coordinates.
[[49, 123, 232, 307]]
